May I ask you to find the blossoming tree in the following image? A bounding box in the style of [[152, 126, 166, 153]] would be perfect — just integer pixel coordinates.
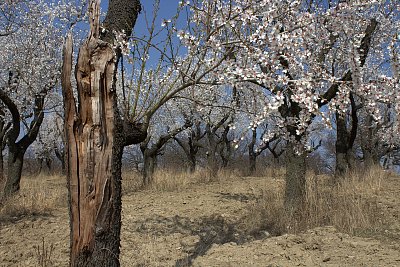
[[179, 0, 399, 210], [0, 0, 84, 197]]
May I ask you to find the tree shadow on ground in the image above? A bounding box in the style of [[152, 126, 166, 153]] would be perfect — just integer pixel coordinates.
[[216, 192, 258, 202], [133, 213, 272, 266], [0, 210, 54, 225]]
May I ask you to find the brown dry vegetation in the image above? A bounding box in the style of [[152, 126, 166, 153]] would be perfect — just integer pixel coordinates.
[[1, 165, 399, 266]]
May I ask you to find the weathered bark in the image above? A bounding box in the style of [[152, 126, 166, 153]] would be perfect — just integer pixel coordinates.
[[63, 32, 124, 267], [101, 0, 141, 43], [62, 1, 143, 266], [248, 153, 256, 174]]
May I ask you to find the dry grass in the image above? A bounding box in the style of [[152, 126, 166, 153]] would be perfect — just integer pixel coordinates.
[[0, 164, 389, 240], [122, 168, 242, 193], [303, 166, 384, 234], [242, 165, 387, 237], [0, 174, 67, 221]]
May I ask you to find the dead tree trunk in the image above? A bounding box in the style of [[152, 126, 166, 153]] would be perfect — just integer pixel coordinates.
[[62, 1, 143, 266], [63, 32, 125, 267]]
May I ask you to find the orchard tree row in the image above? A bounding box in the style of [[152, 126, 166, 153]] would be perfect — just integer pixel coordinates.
[[0, 0, 399, 266]]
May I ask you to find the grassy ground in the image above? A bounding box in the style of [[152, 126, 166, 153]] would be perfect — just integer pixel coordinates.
[[0, 166, 399, 266]]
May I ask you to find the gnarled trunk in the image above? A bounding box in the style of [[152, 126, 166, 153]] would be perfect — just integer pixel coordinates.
[[63, 31, 125, 266], [3, 145, 25, 196], [62, 1, 144, 265]]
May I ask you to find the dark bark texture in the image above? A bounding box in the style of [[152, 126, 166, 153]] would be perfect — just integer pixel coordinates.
[[0, 89, 45, 197]]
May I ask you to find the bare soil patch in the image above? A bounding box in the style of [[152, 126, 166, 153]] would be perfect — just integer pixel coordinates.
[[1, 173, 399, 266]]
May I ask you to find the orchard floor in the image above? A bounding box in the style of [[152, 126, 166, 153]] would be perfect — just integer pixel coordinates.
[[1, 172, 399, 267]]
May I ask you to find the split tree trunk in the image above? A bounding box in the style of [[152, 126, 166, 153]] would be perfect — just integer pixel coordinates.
[[62, 1, 143, 265], [63, 31, 125, 266]]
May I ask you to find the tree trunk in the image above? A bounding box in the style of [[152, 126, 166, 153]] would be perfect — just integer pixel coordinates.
[[249, 152, 256, 175], [61, 1, 143, 264], [284, 142, 306, 213], [0, 87, 45, 197], [248, 128, 257, 175], [63, 32, 124, 266], [335, 93, 358, 180], [206, 142, 219, 179], [219, 125, 232, 168], [142, 153, 156, 186], [0, 150, 4, 195], [0, 120, 8, 195], [361, 115, 380, 166], [55, 148, 66, 173], [206, 124, 219, 178], [335, 112, 351, 178], [3, 145, 25, 196], [188, 155, 196, 173]]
